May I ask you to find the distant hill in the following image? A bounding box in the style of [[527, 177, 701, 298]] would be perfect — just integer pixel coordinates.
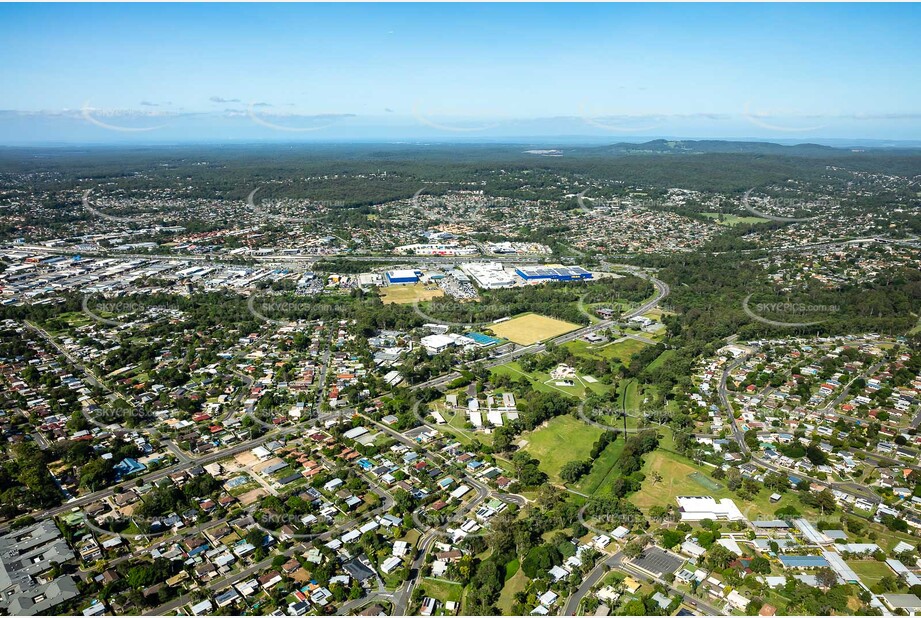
[[584, 139, 842, 157]]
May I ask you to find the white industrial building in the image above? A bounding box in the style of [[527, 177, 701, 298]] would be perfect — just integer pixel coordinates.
[[420, 333, 476, 355], [459, 262, 518, 289]]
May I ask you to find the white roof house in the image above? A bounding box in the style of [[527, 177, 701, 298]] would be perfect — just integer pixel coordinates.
[[681, 541, 707, 558], [381, 556, 403, 574], [676, 496, 746, 521]]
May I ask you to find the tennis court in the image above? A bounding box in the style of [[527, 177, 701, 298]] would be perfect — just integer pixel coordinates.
[[689, 472, 723, 491]]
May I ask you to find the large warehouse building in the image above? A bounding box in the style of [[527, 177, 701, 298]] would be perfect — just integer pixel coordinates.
[[460, 262, 518, 289], [385, 269, 420, 284], [515, 266, 593, 282]]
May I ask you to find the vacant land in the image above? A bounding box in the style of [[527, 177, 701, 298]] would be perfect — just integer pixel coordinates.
[[701, 212, 770, 226], [632, 448, 818, 520], [380, 283, 445, 304], [421, 577, 465, 603], [848, 560, 900, 589], [497, 565, 529, 615], [606, 338, 650, 364], [630, 449, 731, 511], [573, 439, 625, 496], [565, 337, 650, 365], [646, 349, 676, 372], [524, 415, 603, 482], [490, 313, 579, 345], [490, 360, 613, 398]]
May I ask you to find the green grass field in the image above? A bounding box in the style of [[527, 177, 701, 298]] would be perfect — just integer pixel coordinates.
[[490, 313, 580, 345], [619, 378, 654, 412], [490, 360, 613, 398], [565, 337, 649, 365], [609, 338, 651, 364], [420, 577, 465, 603], [629, 449, 732, 511], [497, 566, 529, 615], [573, 439, 625, 496], [688, 471, 723, 491], [631, 448, 819, 520], [646, 349, 676, 372], [380, 283, 444, 305], [701, 212, 770, 226], [504, 559, 519, 581], [847, 560, 899, 589], [523, 415, 603, 483]]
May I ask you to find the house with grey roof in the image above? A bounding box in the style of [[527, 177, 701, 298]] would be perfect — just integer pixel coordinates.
[[0, 520, 79, 616]]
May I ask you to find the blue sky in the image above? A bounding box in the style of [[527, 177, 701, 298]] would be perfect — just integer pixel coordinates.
[[0, 3, 919, 143]]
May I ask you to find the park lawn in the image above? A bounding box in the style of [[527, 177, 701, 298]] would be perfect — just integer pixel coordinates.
[[489, 313, 580, 345], [565, 338, 650, 365], [497, 566, 529, 615], [910, 316, 921, 336], [701, 212, 770, 226], [631, 448, 819, 521], [859, 519, 921, 552], [380, 283, 444, 305], [619, 378, 651, 412], [848, 560, 900, 589], [646, 350, 676, 372], [523, 415, 604, 483], [59, 311, 94, 328], [421, 577, 465, 603], [603, 338, 650, 364], [573, 439, 625, 496], [491, 360, 611, 398], [429, 403, 483, 445], [630, 449, 734, 511]]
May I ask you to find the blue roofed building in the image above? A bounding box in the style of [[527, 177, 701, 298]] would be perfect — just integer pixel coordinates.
[[464, 332, 501, 346], [779, 555, 830, 569], [114, 457, 146, 478], [515, 266, 593, 282], [386, 270, 420, 284]]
